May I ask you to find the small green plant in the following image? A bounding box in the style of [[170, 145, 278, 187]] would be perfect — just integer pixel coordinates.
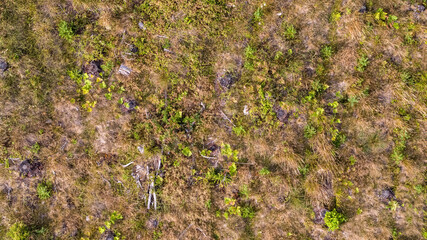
[[244, 45, 256, 70], [232, 125, 246, 136], [283, 23, 297, 40], [374, 8, 399, 29], [239, 185, 249, 199], [221, 143, 238, 161], [328, 101, 339, 114], [37, 181, 53, 200], [99, 211, 123, 239], [179, 145, 192, 157], [228, 163, 237, 176], [205, 168, 231, 187], [58, 21, 74, 42], [356, 54, 369, 72], [348, 95, 359, 107], [223, 197, 241, 219], [31, 142, 40, 154], [259, 167, 270, 175], [387, 200, 399, 211], [321, 45, 333, 59], [241, 206, 256, 219], [252, 5, 265, 26], [6, 222, 30, 240], [304, 124, 317, 139], [330, 10, 341, 23], [391, 128, 409, 164], [324, 209, 346, 231]]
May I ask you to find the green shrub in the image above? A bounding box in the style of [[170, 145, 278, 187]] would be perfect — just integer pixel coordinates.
[[283, 24, 297, 40], [58, 21, 74, 42], [37, 181, 53, 200], [356, 55, 369, 72], [6, 222, 29, 240], [321, 46, 333, 59], [324, 209, 346, 231], [304, 124, 317, 139]]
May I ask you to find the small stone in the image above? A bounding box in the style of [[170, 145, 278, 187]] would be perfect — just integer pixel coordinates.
[[359, 5, 367, 13], [137, 145, 144, 154], [138, 21, 146, 30], [219, 70, 240, 89], [118, 64, 132, 76], [0, 59, 8, 73], [84, 60, 103, 76], [243, 105, 249, 115], [129, 44, 139, 53]]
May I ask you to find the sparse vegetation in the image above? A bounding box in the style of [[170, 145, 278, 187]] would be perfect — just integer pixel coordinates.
[[0, 0, 425, 239]]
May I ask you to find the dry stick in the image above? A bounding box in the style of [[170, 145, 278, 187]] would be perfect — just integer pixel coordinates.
[[152, 181, 157, 210], [196, 227, 207, 238], [147, 166, 152, 210], [100, 174, 111, 187], [121, 161, 134, 168], [220, 111, 235, 127], [178, 223, 194, 239], [199, 152, 217, 159]]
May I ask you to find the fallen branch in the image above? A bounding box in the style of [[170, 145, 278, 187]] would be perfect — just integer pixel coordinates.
[[121, 161, 134, 168], [178, 223, 194, 239]]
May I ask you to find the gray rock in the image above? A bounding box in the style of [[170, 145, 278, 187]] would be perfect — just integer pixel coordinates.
[[118, 64, 132, 76], [219, 70, 240, 89], [19, 159, 42, 177], [314, 207, 328, 224], [0, 59, 8, 73], [129, 44, 138, 53]]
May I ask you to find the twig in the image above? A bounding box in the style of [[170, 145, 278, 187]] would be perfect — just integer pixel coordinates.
[[121, 161, 134, 168], [235, 162, 255, 165], [100, 174, 111, 187], [178, 223, 194, 239], [199, 152, 217, 159], [220, 111, 235, 127], [196, 227, 207, 238]]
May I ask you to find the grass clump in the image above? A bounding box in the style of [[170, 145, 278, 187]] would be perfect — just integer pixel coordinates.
[[6, 222, 29, 240]]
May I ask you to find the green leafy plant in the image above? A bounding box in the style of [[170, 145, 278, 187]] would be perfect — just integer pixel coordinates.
[[330, 10, 341, 23], [58, 21, 74, 42], [304, 124, 317, 139], [244, 45, 257, 70], [356, 54, 369, 72], [321, 45, 333, 59], [221, 143, 238, 161], [387, 200, 399, 211], [374, 8, 399, 29], [259, 167, 270, 175], [232, 125, 246, 136], [6, 222, 30, 240], [241, 206, 256, 219], [180, 145, 192, 157], [37, 181, 53, 200], [283, 23, 297, 40], [324, 209, 346, 231], [239, 185, 249, 199], [391, 128, 409, 164], [99, 211, 123, 239]]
